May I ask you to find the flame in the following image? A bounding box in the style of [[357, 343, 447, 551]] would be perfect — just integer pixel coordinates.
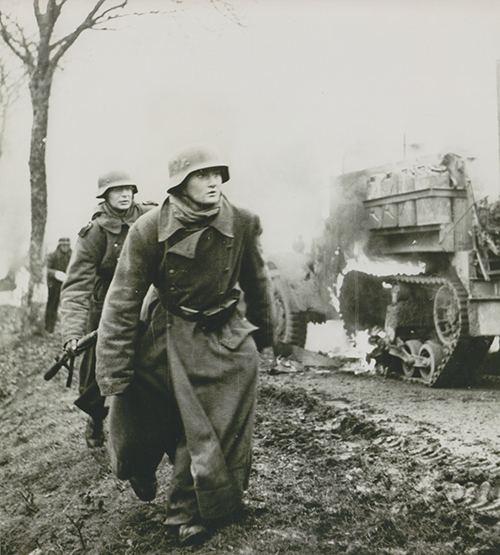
[[343, 330, 377, 372], [305, 321, 377, 372], [342, 242, 426, 277], [329, 242, 425, 312], [323, 243, 425, 371], [306, 243, 427, 373]]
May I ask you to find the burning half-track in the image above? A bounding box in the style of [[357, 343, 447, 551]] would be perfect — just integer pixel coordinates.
[[335, 153, 500, 386], [269, 153, 500, 386]]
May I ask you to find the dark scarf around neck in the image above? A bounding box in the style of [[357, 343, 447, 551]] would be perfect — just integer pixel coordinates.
[[101, 200, 137, 223], [170, 193, 221, 225]]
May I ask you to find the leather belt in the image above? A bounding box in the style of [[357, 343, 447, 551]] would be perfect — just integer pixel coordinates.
[[168, 293, 240, 331]]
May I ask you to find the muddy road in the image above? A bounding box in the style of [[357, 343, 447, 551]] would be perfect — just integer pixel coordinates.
[[278, 363, 500, 461], [303, 321, 500, 460], [2, 321, 500, 553]]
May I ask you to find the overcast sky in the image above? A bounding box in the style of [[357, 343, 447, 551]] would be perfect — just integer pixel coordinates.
[[1, 0, 500, 273]]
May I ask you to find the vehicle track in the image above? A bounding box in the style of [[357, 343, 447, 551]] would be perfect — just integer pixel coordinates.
[[338, 270, 491, 387], [268, 355, 500, 532], [374, 433, 500, 516]]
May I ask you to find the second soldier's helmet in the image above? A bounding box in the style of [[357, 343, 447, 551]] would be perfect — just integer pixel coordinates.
[[167, 145, 230, 193], [96, 170, 138, 199]]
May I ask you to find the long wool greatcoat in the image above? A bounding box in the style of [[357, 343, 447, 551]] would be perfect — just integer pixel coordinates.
[[60, 201, 155, 418], [96, 196, 273, 524]]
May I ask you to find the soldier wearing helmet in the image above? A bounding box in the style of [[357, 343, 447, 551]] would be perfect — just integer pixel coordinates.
[[60, 171, 157, 448], [44, 237, 72, 333], [96, 146, 273, 545]]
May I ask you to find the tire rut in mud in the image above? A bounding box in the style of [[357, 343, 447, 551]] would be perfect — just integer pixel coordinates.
[[252, 379, 500, 554], [2, 332, 500, 554]]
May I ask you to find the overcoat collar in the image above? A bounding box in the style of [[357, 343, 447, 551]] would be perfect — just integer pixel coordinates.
[[158, 195, 234, 243], [92, 202, 141, 234]]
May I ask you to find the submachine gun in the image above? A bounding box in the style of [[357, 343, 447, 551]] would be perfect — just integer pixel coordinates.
[[43, 330, 97, 387]]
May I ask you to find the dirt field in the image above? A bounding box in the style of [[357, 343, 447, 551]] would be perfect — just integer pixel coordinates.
[[2, 318, 500, 554]]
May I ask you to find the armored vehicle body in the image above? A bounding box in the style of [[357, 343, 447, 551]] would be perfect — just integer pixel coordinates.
[[271, 153, 500, 386]]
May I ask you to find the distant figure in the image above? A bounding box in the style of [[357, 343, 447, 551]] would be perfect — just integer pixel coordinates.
[[44, 237, 72, 333], [60, 171, 157, 448]]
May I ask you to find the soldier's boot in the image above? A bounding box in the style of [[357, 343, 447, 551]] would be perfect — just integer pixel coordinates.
[[85, 416, 104, 448], [178, 523, 209, 546], [129, 473, 158, 502]]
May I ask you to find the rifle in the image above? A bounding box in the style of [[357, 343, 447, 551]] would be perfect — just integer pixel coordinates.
[[44, 330, 97, 387]]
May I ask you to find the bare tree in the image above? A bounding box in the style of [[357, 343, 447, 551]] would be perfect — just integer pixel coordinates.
[[0, 0, 155, 328], [0, 55, 24, 157]]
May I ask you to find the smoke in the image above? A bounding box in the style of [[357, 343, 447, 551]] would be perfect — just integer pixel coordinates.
[[0, 118, 30, 277], [2, 0, 500, 276]]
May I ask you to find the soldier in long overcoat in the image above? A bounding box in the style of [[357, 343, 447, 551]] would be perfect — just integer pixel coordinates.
[[96, 146, 273, 545], [44, 237, 72, 333], [60, 171, 156, 447]]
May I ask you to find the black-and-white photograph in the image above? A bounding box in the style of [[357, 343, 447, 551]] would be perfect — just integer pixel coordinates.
[[1, 0, 500, 553]]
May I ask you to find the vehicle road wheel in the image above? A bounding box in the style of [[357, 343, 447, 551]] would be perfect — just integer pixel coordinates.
[[418, 341, 444, 384], [401, 339, 422, 378], [433, 283, 462, 347], [271, 275, 307, 348]]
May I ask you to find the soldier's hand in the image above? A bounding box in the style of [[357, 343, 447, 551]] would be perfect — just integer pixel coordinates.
[[64, 338, 78, 356], [54, 271, 67, 282]]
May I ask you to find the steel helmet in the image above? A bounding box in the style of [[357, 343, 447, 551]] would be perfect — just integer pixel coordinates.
[[167, 145, 230, 193], [96, 170, 138, 199]]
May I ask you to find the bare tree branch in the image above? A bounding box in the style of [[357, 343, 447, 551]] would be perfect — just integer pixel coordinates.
[[49, 0, 159, 66], [0, 61, 27, 98], [12, 17, 36, 63], [47, 0, 62, 26], [37, 0, 63, 48], [210, 0, 244, 28], [4, 69, 26, 102], [0, 13, 35, 68], [0, 59, 25, 156], [56, 0, 71, 10], [95, 0, 128, 22], [0, 0, 167, 325], [33, 0, 42, 27], [91, 8, 162, 30], [49, 0, 110, 65]]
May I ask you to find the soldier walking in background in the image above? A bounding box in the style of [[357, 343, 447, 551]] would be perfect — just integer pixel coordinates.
[[95, 146, 274, 545], [60, 171, 156, 448], [44, 237, 72, 333]]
